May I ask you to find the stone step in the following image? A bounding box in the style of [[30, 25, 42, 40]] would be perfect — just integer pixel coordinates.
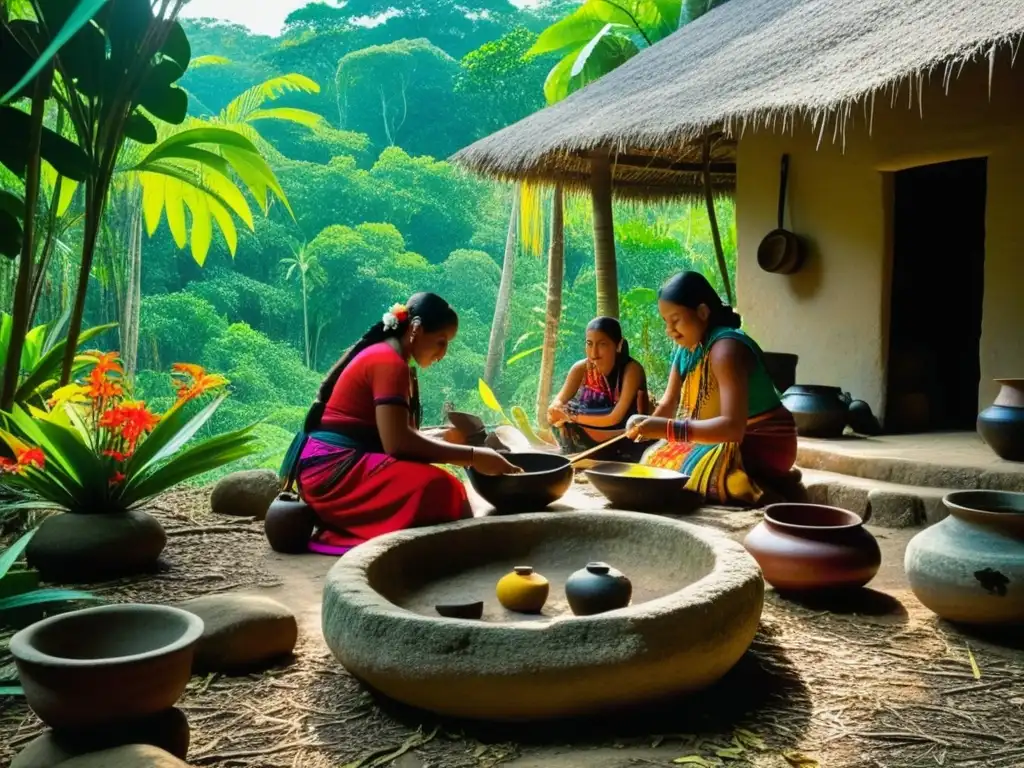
[[799, 469, 953, 529], [797, 439, 1024, 493]]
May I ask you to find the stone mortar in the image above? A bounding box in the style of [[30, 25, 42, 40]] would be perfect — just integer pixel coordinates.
[[322, 510, 765, 720]]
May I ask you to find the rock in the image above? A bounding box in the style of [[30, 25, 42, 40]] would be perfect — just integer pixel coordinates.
[[210, 469, 281, 520], [176, 595, 297, 673], [55, 744, 190, 768], [11, 709, 189, 767], [26, 510, 166, 583]]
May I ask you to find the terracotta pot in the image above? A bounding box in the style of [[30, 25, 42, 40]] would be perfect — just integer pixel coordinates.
[[10, 604, 204, 730], [264, 493, 316, 554], [467, 452, 573, 512], [978, 379, 1024, 462], [495, 566, 549, 613], [762, 352, 799, 394], [743, 503, 880, 591], [565, 562, 633, 616], [905, 490, 1024, 625], [25, 510, 166, 583], [781, 385, 848, 438]]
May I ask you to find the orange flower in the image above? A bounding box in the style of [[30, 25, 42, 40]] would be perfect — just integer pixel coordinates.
[[100, 402, 159, 449], [0, 457, 18, 474], [103, 449, 132, 462], [86, 366, 123, 401], [1, 446, 45, 474], [172, 363, 228, 403]]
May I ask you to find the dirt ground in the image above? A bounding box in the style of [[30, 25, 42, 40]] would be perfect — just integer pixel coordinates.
[[3, 483, 1024, 768]]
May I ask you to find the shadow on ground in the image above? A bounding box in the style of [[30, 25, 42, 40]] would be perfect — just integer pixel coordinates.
[[771, 587, 909, 621]]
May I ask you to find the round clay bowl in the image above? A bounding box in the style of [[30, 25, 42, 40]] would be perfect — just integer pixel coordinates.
[[10, 603, 204, 730], [905, 490, 1024, 625], [743, 503, 881, 592], [322, 511, 764, 720], [584, 462, 701, 513], [466, 451, 573, 512]]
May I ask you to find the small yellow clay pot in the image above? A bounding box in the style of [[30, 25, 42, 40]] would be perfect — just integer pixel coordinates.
[[496, 566, 549, 613]]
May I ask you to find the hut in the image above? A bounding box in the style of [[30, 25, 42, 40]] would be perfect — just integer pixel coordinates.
[[453, 0, 1024, 435]]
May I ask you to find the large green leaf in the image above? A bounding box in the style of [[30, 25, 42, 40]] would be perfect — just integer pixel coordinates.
[[139, 126, 263, 165], [138, 84, 188, 126], [124, 393, 227, 481], [160, 21, 191, 76], [0, 530, 35, 580], [0, 588, 101, 612], [125, 427, 259, 504], [14, 321, 117, 404], [245, 107, 325, 129], [0, 0, 110, 105], [0, 211, 23, 259], [123, 112, 158, 145], [650, 0, 683, 34], [0, 107, 90, 181]]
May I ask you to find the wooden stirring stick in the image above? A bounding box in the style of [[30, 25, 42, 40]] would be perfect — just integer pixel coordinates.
[[567, 432, 632, 466]]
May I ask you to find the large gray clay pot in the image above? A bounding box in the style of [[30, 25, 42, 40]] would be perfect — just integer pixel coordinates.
[[10, 604, 204, 730], [905, 491, 1024, 626]]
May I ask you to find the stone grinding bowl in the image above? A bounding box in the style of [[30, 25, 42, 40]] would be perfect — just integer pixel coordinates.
[[322, 510, 764, 720], [585, 462, 702, 514], [10, 603, 205, 730], [467, 451, 573, 512]]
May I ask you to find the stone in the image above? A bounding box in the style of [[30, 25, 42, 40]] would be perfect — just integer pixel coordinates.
[[25, 509, 166, 583], [322, 510, 764, 720], [210, 469, 281, 520], [176, 594, 297, 673], [12, 709, 189, 768], [55, 744, 190, 768]]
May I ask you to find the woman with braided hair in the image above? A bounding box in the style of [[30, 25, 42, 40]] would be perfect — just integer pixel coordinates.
[[281, 292, 520, 552]]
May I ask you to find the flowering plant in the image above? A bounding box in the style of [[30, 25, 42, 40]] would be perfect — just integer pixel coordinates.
[[0, 353, 258, 515], [381, 303, 409, 331]]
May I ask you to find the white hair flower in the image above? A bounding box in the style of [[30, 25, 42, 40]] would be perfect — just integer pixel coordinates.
[[382, 302, 409, 331]]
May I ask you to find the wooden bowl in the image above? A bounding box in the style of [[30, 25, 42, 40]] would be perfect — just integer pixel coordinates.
[[585, 462, 701, 513]]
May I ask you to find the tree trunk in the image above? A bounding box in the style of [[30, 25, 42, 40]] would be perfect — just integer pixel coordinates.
[[484, 183, 520, 387], [591, 153, 619, 318], [1, 83, 46, 410], [120, 201, 143, 380], [535, 185, 564, 428], [301, 269, 310, 368], [702, 134, 734, 306]]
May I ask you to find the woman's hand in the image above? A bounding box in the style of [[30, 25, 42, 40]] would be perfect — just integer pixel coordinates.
[[626, 415, 668, 442], [547, 401, 571, 426], [422, 426, 467, 445], [471, 448, 524, 476]]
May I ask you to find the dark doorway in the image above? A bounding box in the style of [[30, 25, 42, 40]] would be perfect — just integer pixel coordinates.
[[885, 158, 987, 433]]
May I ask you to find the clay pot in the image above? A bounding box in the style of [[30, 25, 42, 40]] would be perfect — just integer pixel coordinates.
[[565, 562, 633, 616], [905, 490, 1024, 625], [467, 452, 573, 512], [743, 503, 880, 591], [25, 510, 166, 583], [781, 385, 849, 438], [10, 604, 204, 730], [435, 601, 484, 620], [496, 566, 549, 613], [584, 462, 701, 514], [977, 379, 1024, 462], [264, 493, 316, 554], [762, 352, 799, 394]]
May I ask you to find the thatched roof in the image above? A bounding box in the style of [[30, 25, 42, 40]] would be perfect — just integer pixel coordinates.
[[452, 0, 1024, 197]]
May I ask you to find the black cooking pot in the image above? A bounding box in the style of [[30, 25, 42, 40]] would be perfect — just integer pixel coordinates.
[[584, 462, 702, 514], [467, 452, 573, 513]]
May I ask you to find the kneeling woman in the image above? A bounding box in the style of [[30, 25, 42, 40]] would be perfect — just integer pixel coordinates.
[[627, 272, 797, 505], [282, 293, 520, 551], [548, 317, 650, 461]]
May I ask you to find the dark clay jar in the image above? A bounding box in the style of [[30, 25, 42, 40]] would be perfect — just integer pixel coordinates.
[[264, 493, 316, 554], [565, 562, 633, 616], [781, 385, 848, 438]]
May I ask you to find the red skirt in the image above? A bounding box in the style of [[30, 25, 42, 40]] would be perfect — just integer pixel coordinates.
[[298, 438, 468, 548]]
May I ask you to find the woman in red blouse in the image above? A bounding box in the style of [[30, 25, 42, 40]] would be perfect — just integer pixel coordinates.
[[283, 292, 520, 552]]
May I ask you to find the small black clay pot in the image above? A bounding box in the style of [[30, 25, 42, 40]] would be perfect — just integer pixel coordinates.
[[435, 601, 484, 620], [264, 493, 316, 554], [847, 399, 882, 436], [467, 452, 573, 512], [565, 562, 633, 616], [781, 385, 848, 438]]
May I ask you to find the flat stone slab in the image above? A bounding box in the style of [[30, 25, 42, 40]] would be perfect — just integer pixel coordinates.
[[322, 510, 764, 721], [176, 595, 297, 673]]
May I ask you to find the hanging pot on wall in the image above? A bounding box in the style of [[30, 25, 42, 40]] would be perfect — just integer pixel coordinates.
[[977, 379, 1024, 462], [757, 154, 805, 274]]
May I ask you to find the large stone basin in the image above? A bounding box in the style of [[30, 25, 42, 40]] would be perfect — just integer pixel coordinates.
[[321, 511, 764, 720]]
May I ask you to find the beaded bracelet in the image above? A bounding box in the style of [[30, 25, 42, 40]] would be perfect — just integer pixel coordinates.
[[666, 419, 689, 443]]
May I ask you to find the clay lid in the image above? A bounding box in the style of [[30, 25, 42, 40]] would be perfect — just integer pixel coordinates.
[[513, 566, 534, 576], [586, 562, 611, 575]]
